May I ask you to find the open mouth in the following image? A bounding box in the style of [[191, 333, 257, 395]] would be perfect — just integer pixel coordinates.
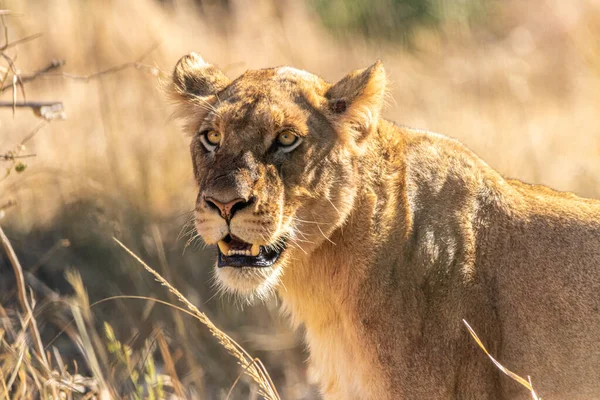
[[217, 234, 286, 268]]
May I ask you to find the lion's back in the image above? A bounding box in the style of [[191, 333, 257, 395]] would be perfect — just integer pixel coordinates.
[[400, 125, 600, 399], [488, 179, 600, 398]]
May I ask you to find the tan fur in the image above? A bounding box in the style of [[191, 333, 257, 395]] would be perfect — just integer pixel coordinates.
[[170, 53, 600, 399]]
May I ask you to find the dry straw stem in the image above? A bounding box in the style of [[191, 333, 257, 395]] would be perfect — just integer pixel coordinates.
[[463, 319, 541, 400], [0, 225, 49, 369], [113, 237, 281, 400]]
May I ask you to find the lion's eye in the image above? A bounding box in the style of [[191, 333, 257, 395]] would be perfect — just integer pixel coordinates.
[[276, 130, 302, 152], [199, 130, 221, 151]]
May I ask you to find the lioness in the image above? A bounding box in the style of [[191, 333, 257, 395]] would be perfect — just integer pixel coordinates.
[[170, 53, 600, 399]]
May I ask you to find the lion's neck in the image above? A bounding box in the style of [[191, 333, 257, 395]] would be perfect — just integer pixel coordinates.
[[277, 121, 410, 398], [279, 120, 409, 324]]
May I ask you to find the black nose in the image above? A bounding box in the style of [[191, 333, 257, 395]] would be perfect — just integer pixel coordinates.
[[204, 196, 255, 221]]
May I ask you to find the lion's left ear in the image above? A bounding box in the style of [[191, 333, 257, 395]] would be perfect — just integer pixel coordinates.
[[325, 61, 387, 146]]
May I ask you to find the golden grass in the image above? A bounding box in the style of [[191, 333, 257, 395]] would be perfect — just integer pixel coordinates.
[[113, 237, 280, 400], [0, 226, 280, 398], [463, 319, 541, 400]]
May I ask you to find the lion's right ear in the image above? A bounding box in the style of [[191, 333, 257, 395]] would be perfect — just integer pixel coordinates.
[[171, 53, 230, 101]]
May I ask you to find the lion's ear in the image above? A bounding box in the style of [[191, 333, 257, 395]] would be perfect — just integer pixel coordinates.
[[171, 53, 230, 100], [326, 61, 387, 146]]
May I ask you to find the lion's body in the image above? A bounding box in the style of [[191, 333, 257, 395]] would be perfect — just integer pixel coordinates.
[[171, 54, 600, 399], [281, 121, 600, 399]]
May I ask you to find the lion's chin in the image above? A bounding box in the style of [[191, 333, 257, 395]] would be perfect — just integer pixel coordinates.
[[214, 263, 284, 302]]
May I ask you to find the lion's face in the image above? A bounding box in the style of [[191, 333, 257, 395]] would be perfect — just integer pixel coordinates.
[[171, 54, 386, 299]]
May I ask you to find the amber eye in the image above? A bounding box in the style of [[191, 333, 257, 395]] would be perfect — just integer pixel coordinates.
[[206, 130, 221, 145], [276, 130, 302, 152], [199, 130, 221, 151]]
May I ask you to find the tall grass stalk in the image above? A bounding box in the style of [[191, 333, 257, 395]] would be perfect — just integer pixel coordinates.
[[114, 237, 281, 400]]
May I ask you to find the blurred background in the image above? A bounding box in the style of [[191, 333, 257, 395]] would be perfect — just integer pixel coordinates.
[[1, 0, 599, 398]]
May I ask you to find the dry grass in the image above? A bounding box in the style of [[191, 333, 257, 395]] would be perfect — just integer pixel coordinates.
[[0, 0, 600, 398], [0, 225, 281, 399], [113, 237, 280, 400], [463, 319, 541, 400]]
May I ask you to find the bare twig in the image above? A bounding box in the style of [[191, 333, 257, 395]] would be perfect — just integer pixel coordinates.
[[0, 225, 49, 368], [0, 122, 49, 181], [0, 101, 60, 109], [14, 42, 163, 83], [0, 102, 64, 120], [40, 61, 162, 81], [0, 59, 65, 92], [0, 42, 161, 119], [0, 153, 35, 161]]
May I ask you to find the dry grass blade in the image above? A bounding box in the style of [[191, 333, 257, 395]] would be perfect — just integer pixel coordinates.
[[462, 319, 541, 400], [71, 306, 111, 400], [156, 331, 186, 399], [0, 225, 49, 369], [113, 237, 281, 400], [226, 357, 263, 400], [0, 32, 43, 51]]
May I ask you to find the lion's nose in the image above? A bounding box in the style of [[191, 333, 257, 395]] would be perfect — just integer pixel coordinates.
[[204, 196, 255, 221]]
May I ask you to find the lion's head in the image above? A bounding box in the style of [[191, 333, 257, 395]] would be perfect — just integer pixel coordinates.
[[170, 54, 387, 300]]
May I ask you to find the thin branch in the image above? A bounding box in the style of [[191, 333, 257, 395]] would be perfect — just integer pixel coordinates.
[[0, 225, 50, 368], [0, 43, 162, 115], [0, 153, 35, 161], [0, 59, 64, 92], [41, 61, 162, 81], [0, 101, 61, 109], [0, 102, 64, 120], [26, 42, 163, 82]]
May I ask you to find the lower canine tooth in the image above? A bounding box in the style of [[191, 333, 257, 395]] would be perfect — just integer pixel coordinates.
[[251, 244, 260, 256], [218, 241, 230, 255]]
